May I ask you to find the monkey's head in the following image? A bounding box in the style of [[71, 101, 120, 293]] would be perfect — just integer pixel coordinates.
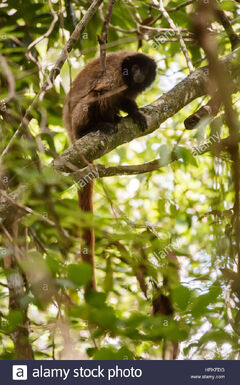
[[121, 53, 157, 93]]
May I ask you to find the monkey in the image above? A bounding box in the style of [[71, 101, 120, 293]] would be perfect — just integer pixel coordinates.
[[63, 50, 157, 291], [63, 50, 157, 139]]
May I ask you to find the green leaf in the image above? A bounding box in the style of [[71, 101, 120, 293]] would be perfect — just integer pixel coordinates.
[[93, 346, 134, 360], [173, 146, 197, 166], [199, 330, 235, 347], [67, 263, 92, 287], [93, 347, 117, 360], [85, 291, 107, 308], [6, 310, 24, 332], [191, 286, 222, 318], [172, 285, 191, 311]]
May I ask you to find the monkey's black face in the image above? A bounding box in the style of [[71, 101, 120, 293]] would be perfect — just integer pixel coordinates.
[[131, 64, 145, 84], [121, 53, 157, 93]]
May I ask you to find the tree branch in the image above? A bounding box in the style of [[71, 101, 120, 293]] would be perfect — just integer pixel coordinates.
[[65, 132, 240, 181], [0, 53, 16, 105], [72, 158, 175, 181], [215, 5, 240, 50], [159, 0, 194, 73], [98, 0, 116, 73], [184, 91, 222, 130]]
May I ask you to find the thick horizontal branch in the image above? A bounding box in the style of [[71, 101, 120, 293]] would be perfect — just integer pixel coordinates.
[[53, 48, 240, 173]]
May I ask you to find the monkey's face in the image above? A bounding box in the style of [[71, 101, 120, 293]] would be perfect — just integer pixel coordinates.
[[122, 53, 156, 93], [131, 64, 145, 84]]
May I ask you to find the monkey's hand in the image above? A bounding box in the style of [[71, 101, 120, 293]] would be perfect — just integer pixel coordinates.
[[132, 111, 147, 131], [100, 122, 118, 135], [120, 99, 147, 131]]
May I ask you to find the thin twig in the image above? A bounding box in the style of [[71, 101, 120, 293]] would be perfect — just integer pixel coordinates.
[[99, 6, 137, 33], [148, 0, 196, 12], [0, 190, 66, 232], [98, 0, 116, 73], [168, 0, 195, 13], [29, 228, 48, 254], [225, 282, 240, 335], [214, 2, 240, 50], [0, 53, 16, 104], [184, 91, 222, 130], [159, 0, 194, 73], [26, 0, 58, 86], [127, 0, 142, 23], [78, 33, 193, 57], [0, 282, 8, 288], [123, 0, 139, 26]]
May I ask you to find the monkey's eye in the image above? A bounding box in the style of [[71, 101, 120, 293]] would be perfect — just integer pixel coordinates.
[[131, 64, 140, 73]]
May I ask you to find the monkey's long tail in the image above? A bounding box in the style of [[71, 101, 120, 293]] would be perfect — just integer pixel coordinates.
[[78, 180, 96, 291]]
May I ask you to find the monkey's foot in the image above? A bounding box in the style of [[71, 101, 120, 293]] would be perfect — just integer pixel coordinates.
[[132, 112, 147, 131], [114, 114, 122, 123], [100, 122, 118, 135]]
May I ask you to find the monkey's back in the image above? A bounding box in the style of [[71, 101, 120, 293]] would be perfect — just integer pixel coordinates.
[[63, 51, 137, 140]]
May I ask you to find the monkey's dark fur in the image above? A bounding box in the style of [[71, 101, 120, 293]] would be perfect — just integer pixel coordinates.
[[63, 50, 156, 140]]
